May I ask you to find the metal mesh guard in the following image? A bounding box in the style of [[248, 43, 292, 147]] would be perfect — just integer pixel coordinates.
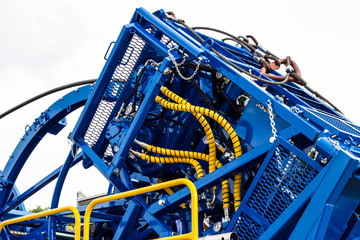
[[83, 33, 146, 150], [306, 107, 360, 137], [233, 139, 320, 239]]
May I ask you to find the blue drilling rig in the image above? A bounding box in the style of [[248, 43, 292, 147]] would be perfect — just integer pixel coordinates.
[[1, 7, 360, 240]]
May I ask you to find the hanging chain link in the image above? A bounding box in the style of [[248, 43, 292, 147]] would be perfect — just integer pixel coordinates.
[[168, 47, 202, 80], [255, 102, 267, 113], [255, 99, 278, 143], [267, 100, 277, 143]]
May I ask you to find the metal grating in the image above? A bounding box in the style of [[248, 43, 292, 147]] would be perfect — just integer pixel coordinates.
[[246, 145, 318, 224], [234, 213, 265, 240], [160, 34, 179, 49], [308, 108, 360, 137], [233, 141, 319, 239], [83, 34, 146, 149]]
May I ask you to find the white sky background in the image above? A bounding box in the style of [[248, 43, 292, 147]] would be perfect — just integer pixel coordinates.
[[0, 1, 359, 210]]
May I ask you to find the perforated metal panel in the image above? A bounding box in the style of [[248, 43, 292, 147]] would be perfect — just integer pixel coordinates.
[[232, 138, 322, 239], [305, 107, 360, 137], [233, 213, 265, 240], [83, 34, 146, 149]]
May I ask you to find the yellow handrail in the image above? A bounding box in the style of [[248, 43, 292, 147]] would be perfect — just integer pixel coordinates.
[[83, 178, 198, 240], [0, 206, 81, 240]]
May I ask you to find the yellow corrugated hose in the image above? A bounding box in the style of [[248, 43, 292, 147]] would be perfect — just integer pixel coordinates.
[[161, 87, 217, 174], [131, 150, 204, 179], [160, 87, 230, 209], [134, 139, 230, 209], [155, 95, 243, 210]]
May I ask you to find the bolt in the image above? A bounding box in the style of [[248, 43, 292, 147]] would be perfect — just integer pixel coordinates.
[[113, 145, 119, 152], [163, 68, 172, 75], [158, 199, 166, 206], [213, 222, 223, 232], [113, 168, 120, 176], [128, 152, 136, 160]]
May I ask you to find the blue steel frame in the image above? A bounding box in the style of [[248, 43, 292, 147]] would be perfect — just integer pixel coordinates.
[[1, 7, 360, 240]]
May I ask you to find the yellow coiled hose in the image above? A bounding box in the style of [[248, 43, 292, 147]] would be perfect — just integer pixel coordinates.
[[135, 139, 209, 162], [160, 87, 230, 209], [155, 95, 243, 210], [161, 86, 217, 174], [134, 139, 230, 209], [131, 150, 204, 179]]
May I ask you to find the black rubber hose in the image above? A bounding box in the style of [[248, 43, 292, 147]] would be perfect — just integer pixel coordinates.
[[216, 86, 242, 115], [0, 79, 97, 120], [177, 20, 342, 113], [186, 74, 234, 152], [193, 26, 255, 53], [178, 22, 291, 86]]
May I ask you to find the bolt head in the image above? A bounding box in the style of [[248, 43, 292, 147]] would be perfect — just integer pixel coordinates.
[[158, 199, 166, 206], [163, 68, 172, 75], [113, 145, 119, 152]]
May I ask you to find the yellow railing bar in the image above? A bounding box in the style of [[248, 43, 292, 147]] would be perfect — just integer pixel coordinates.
[[0, 206, 81, 240], [83, 178, 198, 240]]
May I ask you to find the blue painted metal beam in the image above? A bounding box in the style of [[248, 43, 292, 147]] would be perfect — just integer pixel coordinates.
[[0, 154, 83, 218], [77, 139, 173, 237], [0, 85, 89, 208], [149, 141, 272, 215], [131, 8, 203, 58], [112, 200, 141, 239], [107, 58, 172, 175], [199, 50, 320, 141], [289, 151, 359, 239]]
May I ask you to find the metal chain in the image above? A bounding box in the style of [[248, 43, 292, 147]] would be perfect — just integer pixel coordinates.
[[266, 100, 277, 143], [168, 48, 202, 80], [290, 106, 303, 114], [255, 102, 268, 113]]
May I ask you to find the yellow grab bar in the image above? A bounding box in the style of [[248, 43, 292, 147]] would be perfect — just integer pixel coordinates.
[[0, 206, 81, 240], [83, 178, 198, 240]]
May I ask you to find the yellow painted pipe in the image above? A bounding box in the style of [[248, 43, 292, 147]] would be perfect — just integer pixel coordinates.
[[83, 178, 198, 240], [0, 206, 81, 240]]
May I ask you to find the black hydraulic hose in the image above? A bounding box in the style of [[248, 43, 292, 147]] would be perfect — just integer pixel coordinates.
[[173, 18, 343, 114], [191, 25, 342, 112], [217, 87, 242, 115], [178, 22, 291, 86], [291, 74, 343, 113], [186, 74, 234, 152], [193, 26, 255, 53], [0, 79, 97, 120]]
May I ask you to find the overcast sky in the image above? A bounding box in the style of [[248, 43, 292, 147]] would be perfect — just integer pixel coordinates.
[[0, 1, 359, 210]]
